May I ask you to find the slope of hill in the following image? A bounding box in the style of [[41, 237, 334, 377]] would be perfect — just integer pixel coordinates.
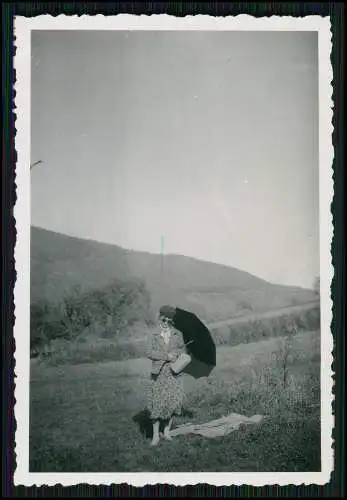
[[30, 226, 317, 322]]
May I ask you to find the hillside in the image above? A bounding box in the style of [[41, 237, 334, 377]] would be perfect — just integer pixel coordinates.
[[30, 226, 317, 323]]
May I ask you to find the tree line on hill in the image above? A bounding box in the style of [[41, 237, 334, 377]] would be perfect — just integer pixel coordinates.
[[30, 278, 153, 356], [30, 276, 321, 362]]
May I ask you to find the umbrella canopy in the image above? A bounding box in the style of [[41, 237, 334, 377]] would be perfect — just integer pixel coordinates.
[[172, 307, 216, 378]]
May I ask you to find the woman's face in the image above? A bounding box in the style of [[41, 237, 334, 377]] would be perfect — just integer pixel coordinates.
[[159, 316, 173, 332]]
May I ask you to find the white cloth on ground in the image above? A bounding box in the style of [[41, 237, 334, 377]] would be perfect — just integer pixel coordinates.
[[170, 412, 264, 438]]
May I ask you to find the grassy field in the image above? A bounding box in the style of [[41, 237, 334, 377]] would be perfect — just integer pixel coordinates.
[[29, 329, 321, 473]]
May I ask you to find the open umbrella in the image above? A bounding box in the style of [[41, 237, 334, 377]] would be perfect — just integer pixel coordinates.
[[172, 307, 216, 378]]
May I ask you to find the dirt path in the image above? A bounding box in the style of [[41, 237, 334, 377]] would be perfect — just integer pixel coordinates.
[[207, 300, 320, 330]]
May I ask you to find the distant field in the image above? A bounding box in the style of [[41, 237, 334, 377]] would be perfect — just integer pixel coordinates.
[[34, 300, 320, 367], [208, 300, 320, 329], [30, 330, 321, 473]]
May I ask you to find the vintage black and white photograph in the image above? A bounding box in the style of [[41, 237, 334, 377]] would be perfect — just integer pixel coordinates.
[[13, 15, 333, 486]]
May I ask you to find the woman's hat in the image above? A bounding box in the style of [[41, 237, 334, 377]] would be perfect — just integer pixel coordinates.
[[159, 305, 176, 321]]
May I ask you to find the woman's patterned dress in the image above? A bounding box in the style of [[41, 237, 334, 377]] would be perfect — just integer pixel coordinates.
[[146, 329, 185, 421]]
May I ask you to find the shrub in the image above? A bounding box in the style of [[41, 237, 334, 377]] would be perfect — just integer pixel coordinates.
[[30, 278, 152, 356], [237, 300, 253, 312]]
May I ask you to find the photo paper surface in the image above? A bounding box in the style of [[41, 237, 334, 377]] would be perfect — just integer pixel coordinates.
[[13, 14, 333, 487]]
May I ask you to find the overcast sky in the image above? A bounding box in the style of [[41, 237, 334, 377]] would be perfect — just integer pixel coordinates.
[[31, 30, 319, 289]]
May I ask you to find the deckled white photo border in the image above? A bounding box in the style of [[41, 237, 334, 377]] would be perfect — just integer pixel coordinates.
[[13, 14, 334, 487]]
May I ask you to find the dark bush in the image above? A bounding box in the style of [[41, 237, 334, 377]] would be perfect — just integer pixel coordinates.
[[30, 278, 152, 355]]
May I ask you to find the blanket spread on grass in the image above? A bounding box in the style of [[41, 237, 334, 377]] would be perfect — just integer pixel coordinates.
[[170, 412, 264, 438]]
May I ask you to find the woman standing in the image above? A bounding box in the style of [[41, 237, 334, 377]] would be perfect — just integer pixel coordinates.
[[146, 305, 185, 446]]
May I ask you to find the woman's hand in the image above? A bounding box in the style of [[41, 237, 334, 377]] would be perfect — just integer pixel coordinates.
[[167, 352, 176, 362]]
